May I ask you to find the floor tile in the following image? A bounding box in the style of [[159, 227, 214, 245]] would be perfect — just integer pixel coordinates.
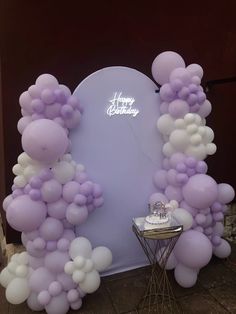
[[105, 272, 149, 313], [179, 293, 228, 314], [209, 282, 236, 313]]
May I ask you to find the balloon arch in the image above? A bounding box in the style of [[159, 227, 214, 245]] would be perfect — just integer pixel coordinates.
[[0, 51, 234, 313]]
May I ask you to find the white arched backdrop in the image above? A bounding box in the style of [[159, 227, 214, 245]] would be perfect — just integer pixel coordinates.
[[70, 67, 163, 274]]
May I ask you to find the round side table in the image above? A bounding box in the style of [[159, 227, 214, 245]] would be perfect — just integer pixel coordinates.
[[132, 217, 183, 314]]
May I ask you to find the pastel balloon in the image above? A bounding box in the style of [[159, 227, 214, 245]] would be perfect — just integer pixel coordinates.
[[6, 278, 30, 304], [27, 292, 44, 311], [187, 63, 203, 79], [47, 199, 68, 220], [165, 186, 183, 202], [6, 195, 47, 232], [157, 114, 175, 135], [66, 204, 88, 225], [151, 51, 185, 85], [218, 183, 235, 204], [0, 268, 14, 288], [41, 179, 62, 203], [174, 230, 212, 268], [53, 161, 75, 184], [172, 208, 193, 230], [153, 170, 168, 190], [22, 119, 68, 163], [182, 174, 218, 209], [69, 237, 92, 260], [174, 264, 198, 288], [79, 270, 101, 294], [44, 251, 70, 273], [213, 239, 231, 258], [91, 247, 112, 272], [168, 99, 189, 118], [39, 217, 64, 241], [45, 292, 70, 314], [29, 267, 55, 293], [36, 74, 59, 89]]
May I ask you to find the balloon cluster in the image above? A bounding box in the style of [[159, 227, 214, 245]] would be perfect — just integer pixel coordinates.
[[0, 74, 112, 314], [151, 51, 235, 288]]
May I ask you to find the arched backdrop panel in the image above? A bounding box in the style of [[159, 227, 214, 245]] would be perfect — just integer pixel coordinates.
[[70, 67, 162, 274]]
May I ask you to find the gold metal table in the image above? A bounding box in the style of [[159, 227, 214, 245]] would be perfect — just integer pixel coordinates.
[[132, 217, 183, 314]]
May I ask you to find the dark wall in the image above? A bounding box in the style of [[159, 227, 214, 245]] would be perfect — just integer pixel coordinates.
[[1, 1, 236, 242]]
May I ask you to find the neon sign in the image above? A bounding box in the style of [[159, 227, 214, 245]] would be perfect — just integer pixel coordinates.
[[106, 92, 139, 117]]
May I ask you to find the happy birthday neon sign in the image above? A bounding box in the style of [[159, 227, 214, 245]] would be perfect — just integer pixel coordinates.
[[106, 92, 140, 117]]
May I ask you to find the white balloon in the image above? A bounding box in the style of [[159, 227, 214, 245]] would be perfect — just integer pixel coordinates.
[[76, 164, 85, 172], [186, 124, 198, 135], [53, 161, 75, 184], [69, 237, 92, 260], [162, 143, 176, 157], [206, 143, 217, 155], [169, 130, 190, 150], [74, 256, 86, 269], [18, 252, 29, 265], [184, 113, 195, 124], [157, 114, 175, 135], [7, 261, 18, 274], [91, 247, 113, 272], [61, 153, 73, 162], [187, 64, 204, 79], [79, 270, 101, 294], [23, 164, 42, 180], [190, 134, 202, 146], [6, 277, 30, 304], [203, 126, 214, 143], [17, 152, 32, 167], [64, 261, 75, 275], [72, 270, 85, 283], [0, 268, 15, 288], [12, 164, 23, 176], [172, 208, 193, 231], [15, 265, 28, 277], [13, 175, 27, 188], [174, 119, 186, 129], [185, 144, 207, 160], [169, 200, 179, 210], [82, 259, 94, 273]]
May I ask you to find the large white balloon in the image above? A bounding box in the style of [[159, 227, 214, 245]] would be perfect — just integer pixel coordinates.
[[52, 160, 75, 184], [69, 237, 92, 260], [172, 208, 193, 231], [91, 247, 113, 272], [79, 270, 101, 293], [0, 268, 14, 288], [174, 264, 198, 288], [157, 114, 175, 136], [6, 277, 30, 304]]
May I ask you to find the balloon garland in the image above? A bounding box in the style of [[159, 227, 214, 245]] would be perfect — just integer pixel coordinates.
[[1, 74, 112, 313], [150, 51, 235, 288]]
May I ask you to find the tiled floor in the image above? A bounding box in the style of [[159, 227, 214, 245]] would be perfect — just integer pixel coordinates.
[[0, 244, 236, 313]]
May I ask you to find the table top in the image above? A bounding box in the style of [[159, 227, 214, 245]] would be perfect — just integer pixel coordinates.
[[132, 216, 183, 240]]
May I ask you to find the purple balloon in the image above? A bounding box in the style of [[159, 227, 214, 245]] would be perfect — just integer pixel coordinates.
[[93, 196, 104, 208], [159, 84, 175, 102], [29, 267, 56, 293], [92, 184, 103, 198], [22, 119, 68, 163], [213, 239, 231, 258], [217, 183, 235, 204], [45, 103, 61, 119], [79, 181, 93, 196], [39, 217, 64, 241], [169, 153, 185, 168], [212, 212, 224, 222], [174, 230, 212, 268], [196, 161, 208, 174], [153, 170, 168, 190], [195, 213, 206, 225], [198, 100, 212, 118], [159, 102, 169, 114], [74, 194, 87, 206], [168, 99, 189, 118], [182, 174, 218, 209], [6, 195, 47, 232], [62, 181, 80, 203], [41, 179, 62, 203], [47, 199, 68, 220], [176, 162, 187, 173], [165, 185, 183, 202], [57, 273, 76, 291], [27, 292, 44, 311], [167, 169, 178, 186], [45, 292, 70, 314], [170, 68, 191, 86], [44, 251, 70, 274], [174, 264, 198, 288], [151, 51, 185, 85]]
